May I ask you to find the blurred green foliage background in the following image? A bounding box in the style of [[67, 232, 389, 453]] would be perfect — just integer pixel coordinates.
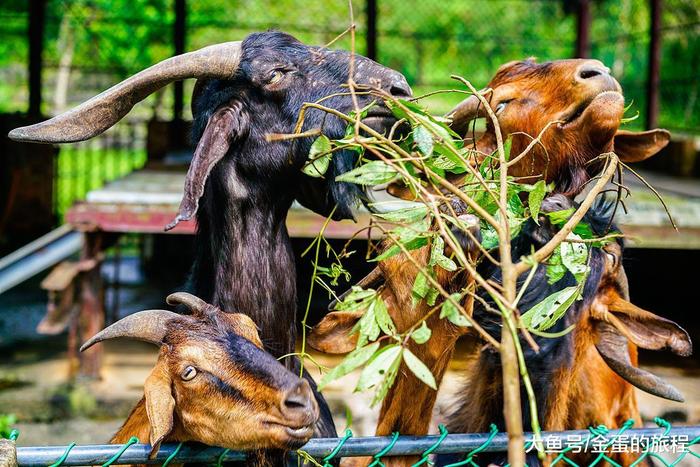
[[0, 0, 697, 219]]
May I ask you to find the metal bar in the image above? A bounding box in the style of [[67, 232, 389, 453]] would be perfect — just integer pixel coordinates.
[[366, 0, 377, 60], [16, 426, 700, 466], [646, 0, 662, 129], [173, 0, 186, 120], [28, 0, 46, 117], [0, 226, 83, 295], [575, 0, 591, 58]]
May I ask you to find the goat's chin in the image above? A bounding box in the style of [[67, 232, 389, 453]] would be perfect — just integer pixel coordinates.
[[573, 91, 625, 146]]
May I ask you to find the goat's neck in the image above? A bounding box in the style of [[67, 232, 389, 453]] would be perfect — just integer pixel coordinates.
[[111, 398, 187, 467], [194, 173, 298, 360]]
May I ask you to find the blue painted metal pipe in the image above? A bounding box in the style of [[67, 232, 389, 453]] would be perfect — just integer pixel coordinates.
[[15, 426, 700, 466]]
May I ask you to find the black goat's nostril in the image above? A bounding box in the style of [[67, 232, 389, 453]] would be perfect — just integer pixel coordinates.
[[389, 78, 412, 98]]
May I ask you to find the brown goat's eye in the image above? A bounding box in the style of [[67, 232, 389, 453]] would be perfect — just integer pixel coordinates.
[[181, 366, 197, 381], [495, 101, 508, 115]]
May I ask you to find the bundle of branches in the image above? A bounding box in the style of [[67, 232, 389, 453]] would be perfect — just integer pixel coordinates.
[[287, 74, 627, 465]]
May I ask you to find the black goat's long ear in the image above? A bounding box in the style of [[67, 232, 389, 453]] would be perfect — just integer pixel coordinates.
[[614, 129, 670, 163], [165, 100, 248, 231], [144, 360, 176, 457]]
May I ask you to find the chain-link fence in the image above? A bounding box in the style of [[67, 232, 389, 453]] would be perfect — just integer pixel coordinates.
[[6, 418, 700, 466], [0, 0, 697, 221]]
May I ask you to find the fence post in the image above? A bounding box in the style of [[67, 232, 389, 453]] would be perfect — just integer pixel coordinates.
[[646, 0, 662, 129], [366, 0, 377, 60], [28, 0, 46, 118], [575, 0, 591, 58]]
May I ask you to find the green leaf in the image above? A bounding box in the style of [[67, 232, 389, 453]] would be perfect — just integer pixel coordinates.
[[545, 208, 595, 238], [411, 321, 432, 344], [412, 270, 431, 302], [403, 348, 437, 390], [425, 286, 440, 306], [520, 286, 580, 331], [358, 301, 380, 343], [561, 234, 589, 282], [440, 293, 471, 327], [413, 125, 434, 156], [429, 236, 457, 272], [503, 137, 512, 161], [372, 236, 429, 262], [318, 342, 379, 390], [373, 296, 397, 337], [374, 205, 429, 224], [546, 246, 567, 284], [480, 223, 499, 250], [335, 161, 398, 186], [356, 344, 402, 392], [334, 286, 377, 311], [302, 135, 332, 177], [528, 180, 547, 221], [369, 347, 403, 407]]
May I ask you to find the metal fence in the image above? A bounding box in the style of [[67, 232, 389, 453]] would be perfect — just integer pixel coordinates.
[[8, 420, 700, 466]]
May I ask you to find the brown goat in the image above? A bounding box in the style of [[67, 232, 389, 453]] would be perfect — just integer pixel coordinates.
[[311, 199, 691, 467], [81, 292, 319, 465], [389, 58, 670, 201]]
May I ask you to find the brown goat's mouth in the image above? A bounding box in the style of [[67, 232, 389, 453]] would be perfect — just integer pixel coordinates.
[[559, 90, 623, 128], [264, 421, 315, 448]]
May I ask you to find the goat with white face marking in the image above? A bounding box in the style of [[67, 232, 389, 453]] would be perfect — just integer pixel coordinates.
[[80, 292, 319, 466], [9, 31, 413, 454]]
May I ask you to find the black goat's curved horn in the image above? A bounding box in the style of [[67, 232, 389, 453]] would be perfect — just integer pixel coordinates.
[[8, 42, 242, 144], [166, 292, 209, 314], [80, 309, 179, 351], [447, 89, 491, 136], [595, 322, 685, 402]]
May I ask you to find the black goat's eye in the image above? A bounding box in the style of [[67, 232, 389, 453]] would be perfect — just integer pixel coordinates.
[[181, 365, 197, 381], [268, 70, 284, 84]]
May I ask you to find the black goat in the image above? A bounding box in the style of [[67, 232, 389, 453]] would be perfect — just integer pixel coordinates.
[[10, 31, 410, 465]]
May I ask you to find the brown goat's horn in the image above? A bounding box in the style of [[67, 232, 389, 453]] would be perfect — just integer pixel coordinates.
[[595, 322, 685, 402], [8, 42, 242, 144], [166, 292, 209, 314], [447, 89, 491, 136], [80, 309, 180, 351]]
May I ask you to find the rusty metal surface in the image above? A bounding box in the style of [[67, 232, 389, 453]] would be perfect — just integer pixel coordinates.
[[65, 168, 700, 248]]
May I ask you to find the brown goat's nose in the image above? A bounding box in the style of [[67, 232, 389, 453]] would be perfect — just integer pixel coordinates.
[[280, 380, 317, 422]]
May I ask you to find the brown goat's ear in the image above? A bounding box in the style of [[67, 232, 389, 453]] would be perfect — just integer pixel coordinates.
[[222, 313, 264, 348], [144, 361, 176, 457], [600, 295, 692, 357], [308, 311, 363, 354], [613, 129, 670, 163]]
